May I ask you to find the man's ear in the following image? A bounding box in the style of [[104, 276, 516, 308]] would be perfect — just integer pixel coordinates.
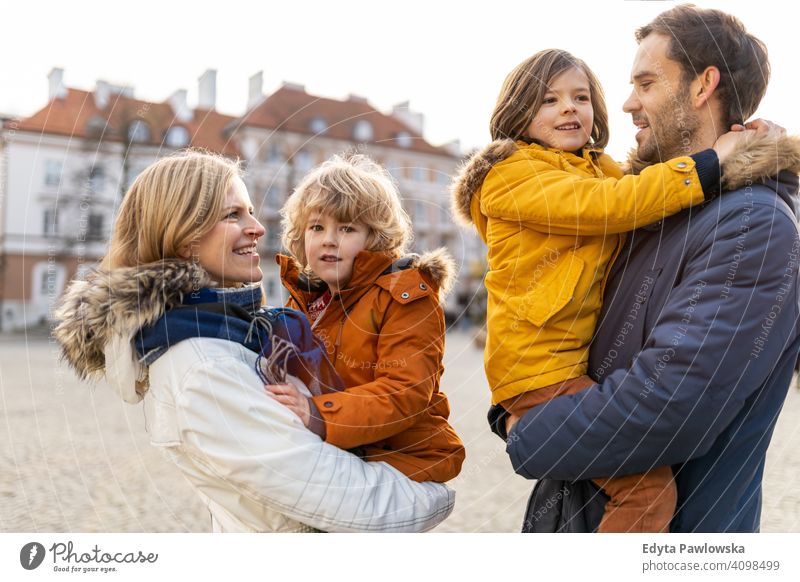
[[692, 66, 721, 108]]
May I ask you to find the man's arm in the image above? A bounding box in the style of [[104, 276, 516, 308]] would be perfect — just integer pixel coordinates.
[[506, 193, 800, 480]]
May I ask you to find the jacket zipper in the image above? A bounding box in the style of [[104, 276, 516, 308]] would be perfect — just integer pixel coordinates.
[[333, 315, 346, 363]]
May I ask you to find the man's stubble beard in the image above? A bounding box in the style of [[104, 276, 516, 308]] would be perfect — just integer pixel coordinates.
[[638, 89, 702, 164]]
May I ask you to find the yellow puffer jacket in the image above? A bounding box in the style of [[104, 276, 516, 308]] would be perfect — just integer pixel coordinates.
[[451, 140, 706, 404]]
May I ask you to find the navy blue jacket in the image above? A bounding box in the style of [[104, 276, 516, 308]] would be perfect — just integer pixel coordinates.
[[497, 166, 800, 532]]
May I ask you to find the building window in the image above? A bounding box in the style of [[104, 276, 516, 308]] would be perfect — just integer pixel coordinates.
[[89, 166, 105, 193], [127, 120, 151, 143], [395, 131, 412, 148], [265, 228, 283, 255], [353, 120, 374, 142], [40, 270, 50, 295], [267, 142, 283, 164], [265, 185, 282, 212], [415, 200, 428, 225], [125, 165, 142, 189], [309, 117, 327, 135], [86, 116, 110, 137], [43, 208, 58, 236], [294, 150, 313, 173], [165, 126, 190, 148], [411, 166, 426, 181], [44, 160, 62, 187], [385, 166, 401, 183], [87, 214, 105, 240]]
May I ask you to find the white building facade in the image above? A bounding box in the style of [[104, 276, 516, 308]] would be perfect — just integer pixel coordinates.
[[0, 69, 484, 331]]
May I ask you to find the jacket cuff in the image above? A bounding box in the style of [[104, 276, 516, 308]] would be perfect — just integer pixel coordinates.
[[505, 423, 532, 479], [307, 398, 327, 440], [487, 404, 510, 441], [690, 149, 721, 200]]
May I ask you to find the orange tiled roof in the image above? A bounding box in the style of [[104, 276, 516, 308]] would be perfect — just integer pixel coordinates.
[[238, 85, 454, 158], [10, 84, 455, 160], [13, 89, 240, 156]]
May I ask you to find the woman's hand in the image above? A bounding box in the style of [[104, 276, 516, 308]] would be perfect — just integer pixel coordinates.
[[266, 383, 311, 427]]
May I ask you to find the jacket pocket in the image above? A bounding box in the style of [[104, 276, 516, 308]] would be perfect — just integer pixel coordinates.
[[510, 251, 585, 328]]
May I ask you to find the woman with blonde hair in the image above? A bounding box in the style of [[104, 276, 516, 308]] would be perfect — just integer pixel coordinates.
[[54, 149, 454, 532]]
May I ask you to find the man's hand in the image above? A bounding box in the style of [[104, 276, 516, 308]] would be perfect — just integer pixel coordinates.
[[266, 383, 311, 427]]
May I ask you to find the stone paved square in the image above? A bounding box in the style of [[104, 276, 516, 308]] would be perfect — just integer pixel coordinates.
[[1, 330, 797, 532]]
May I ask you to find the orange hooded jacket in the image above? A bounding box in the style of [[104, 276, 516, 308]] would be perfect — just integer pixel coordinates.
[[278, 249, 465, 483]]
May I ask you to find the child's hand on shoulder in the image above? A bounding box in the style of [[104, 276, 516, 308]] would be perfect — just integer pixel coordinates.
[[266, 383, 311, 426]]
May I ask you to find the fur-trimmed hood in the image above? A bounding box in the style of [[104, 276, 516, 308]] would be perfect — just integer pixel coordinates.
[[406, 248, 456, 299], [53, 260, 213, 397], [451, 134, 800, 226], [450, 139, 519, 226], [626, 133, 800, 192]]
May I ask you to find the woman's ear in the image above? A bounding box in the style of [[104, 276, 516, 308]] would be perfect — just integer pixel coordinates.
[[176, 243, 194, 260]]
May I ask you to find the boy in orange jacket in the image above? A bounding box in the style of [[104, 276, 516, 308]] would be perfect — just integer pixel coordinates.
[[268, 153, 465, 483]]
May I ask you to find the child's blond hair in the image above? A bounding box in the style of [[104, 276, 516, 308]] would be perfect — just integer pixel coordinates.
[[281, 152, 412, 266], [101, 149, 242, 270]]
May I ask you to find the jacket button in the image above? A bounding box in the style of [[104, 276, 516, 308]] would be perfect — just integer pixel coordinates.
[[684, 179, 692, 185], [401, 292, 410, 299], [323, 401, 333, 408], [677, 161, 688, 169], [419, 283, 428, 290]]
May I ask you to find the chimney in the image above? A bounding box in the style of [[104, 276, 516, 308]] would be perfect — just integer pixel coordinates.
[[348, 93, 368, 103], [94, 80, 110, 109], [168, 89, 193, 122], [282, 81, 305, 92], [48, 67, 67, 100], [198, 69, 217, 110], [248, 71, 264, 109], [392, 101, 424, 135], [94, 80, 134, 110]]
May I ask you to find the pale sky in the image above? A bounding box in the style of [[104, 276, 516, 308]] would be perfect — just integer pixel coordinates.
[[1, 0, 796, 160]]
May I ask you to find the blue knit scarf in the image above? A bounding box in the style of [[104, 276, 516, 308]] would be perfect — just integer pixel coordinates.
[[134, 286, 343, 395]]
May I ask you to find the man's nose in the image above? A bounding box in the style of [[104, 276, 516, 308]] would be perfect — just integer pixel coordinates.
[[623, 90, 640, 113]]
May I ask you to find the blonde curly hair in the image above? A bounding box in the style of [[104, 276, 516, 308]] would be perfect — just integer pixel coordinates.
[[281, 152, 412, 267]]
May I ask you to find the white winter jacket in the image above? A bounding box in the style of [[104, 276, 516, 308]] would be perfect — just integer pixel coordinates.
[[54, 260, 455, 533]]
